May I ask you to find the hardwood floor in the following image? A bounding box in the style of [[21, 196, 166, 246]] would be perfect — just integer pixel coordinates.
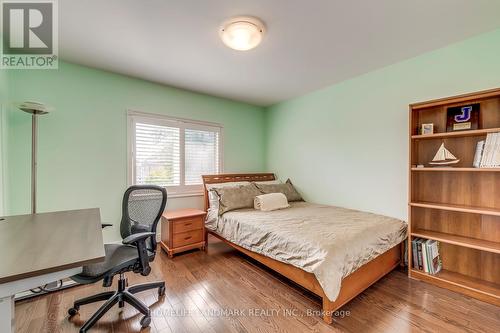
[[15, 235, 499, 333]]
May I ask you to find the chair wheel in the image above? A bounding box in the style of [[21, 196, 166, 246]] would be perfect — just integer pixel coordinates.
[[158, 286, 165, 296], [140, 315, 151, 328], [68, 307, 79, 316]]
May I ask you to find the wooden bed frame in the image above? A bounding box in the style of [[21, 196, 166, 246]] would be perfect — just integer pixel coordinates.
[[202, 173, 402, 324]]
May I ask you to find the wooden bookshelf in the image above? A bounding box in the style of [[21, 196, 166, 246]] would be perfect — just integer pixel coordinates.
[[409, 202, 500, 216], [408, 88, 500, 306], [411, 229, 500, 254], [411, 127, 500, 140], [410, 269, 500, 305], [411, 167, 500, 172]]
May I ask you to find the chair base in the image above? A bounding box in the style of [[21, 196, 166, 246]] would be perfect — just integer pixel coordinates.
[[68, 274, 165, 333]]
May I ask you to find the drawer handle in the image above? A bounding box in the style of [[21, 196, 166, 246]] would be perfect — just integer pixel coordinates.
[[184, 223, 192, 226], [184, 236, 192, 240]]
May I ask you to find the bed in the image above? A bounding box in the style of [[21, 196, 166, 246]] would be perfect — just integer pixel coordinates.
[[202, 173, 406, 324]]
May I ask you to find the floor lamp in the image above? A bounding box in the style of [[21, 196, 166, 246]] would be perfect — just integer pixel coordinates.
[[18, 101, 50, 214], [16, 102, 68, 300]]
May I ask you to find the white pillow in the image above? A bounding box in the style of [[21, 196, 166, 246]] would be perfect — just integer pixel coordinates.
[[254, 193, 290, 212]]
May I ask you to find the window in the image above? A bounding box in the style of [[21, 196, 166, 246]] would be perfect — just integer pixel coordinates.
[[128, 111, 222, 196]]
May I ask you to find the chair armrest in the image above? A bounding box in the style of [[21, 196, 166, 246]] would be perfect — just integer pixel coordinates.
[[101, 223, 113, 229], [123, 232, 155, 276], [122, 232, 155, 245]]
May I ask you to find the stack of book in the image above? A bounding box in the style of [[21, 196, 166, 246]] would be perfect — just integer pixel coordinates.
[[411, 238, 442, 274], [474, 132, 500, 168]]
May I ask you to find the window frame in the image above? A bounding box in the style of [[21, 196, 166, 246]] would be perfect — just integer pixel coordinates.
[[127, 110, 223, 197]]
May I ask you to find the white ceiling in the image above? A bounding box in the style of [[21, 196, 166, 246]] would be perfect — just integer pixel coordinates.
[[60, 0, 500, 106]]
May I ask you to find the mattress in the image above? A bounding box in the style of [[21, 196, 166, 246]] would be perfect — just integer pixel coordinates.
[[206, 201, 407, 301]]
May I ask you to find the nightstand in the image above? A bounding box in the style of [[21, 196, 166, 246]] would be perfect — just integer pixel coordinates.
[[160, 208, 206, 258]]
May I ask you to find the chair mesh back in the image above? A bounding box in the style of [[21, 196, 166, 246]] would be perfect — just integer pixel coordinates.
[[120, 186, 167, 251]]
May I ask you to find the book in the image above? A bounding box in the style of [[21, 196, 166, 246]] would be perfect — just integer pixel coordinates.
[[412, 238, 442, 274], [492, 132, 500, 167], [412, 238, 419, 269], [427, 240, 438, 274], [428, 240, 442, 274], [417, 238, 424, 270], [416, 238, 424, 270], [480, 132, 500, 168], [480, 134, 492, 167], [473, 140, 485, 168], [421, 240, 429, 273]]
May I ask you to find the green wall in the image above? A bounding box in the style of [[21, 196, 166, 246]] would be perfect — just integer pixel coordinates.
[[0, 70, 10, 215], [6, 62, 265, 242], [5, 29, 500, 242], [266, 28, 500, 220]]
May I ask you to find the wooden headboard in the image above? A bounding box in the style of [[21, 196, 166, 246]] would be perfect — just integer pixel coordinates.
[[201, 173, 275, 211]]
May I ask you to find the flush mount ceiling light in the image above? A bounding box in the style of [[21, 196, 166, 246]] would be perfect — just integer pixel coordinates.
[[220, 16, 265, 51]]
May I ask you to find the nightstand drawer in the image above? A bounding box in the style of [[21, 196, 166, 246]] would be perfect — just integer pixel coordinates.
[[173, 217, 203, 234], [172, 229, 203, 247]]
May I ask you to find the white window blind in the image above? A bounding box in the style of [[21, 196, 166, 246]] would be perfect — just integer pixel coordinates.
[[185, 128, 220, 185], [135, 123, 180, 186], [129, 112, 222, 195]]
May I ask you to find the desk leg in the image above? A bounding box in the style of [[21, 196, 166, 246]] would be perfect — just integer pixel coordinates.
[[0, 295, 14, 333]]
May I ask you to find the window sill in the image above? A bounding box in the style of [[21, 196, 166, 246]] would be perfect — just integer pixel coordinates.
[[168, 192, 204, 199]]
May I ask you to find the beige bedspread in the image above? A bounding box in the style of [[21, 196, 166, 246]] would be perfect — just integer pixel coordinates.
[[206, 201, 407, 301]]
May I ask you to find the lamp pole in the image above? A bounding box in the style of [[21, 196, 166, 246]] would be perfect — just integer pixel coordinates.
[[31, 114, 38, 214], [18, 102, 50, 214], [15, 103, 73, 300]]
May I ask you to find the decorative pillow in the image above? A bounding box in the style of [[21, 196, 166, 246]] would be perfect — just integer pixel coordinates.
[[254, 193, 290, 211], [214, 183, 261, 215], [206, 182, 250, 209], [254, 180, 282, 185], [253, 179, 303, 202], [205, 181, 250, 226], [205, 181, 251, 191]]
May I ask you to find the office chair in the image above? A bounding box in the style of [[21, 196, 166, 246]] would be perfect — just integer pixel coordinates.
[[68, 185, 167, 333]]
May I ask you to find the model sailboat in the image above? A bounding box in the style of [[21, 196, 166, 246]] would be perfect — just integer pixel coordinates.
[[429, 143, 460, 166]]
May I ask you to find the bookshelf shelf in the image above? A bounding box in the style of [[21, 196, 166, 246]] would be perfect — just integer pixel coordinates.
[[411, 167, 500, 172], [409, 269, 500, 305], [408, 88, 500, 306], [411, 127, 500, 140], [409, 202, 500, 217], [411, 229, 500, 254]]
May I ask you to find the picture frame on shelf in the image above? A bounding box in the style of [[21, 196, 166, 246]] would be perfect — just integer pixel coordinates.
[[446, 103, 480, 132], [421, 123, 434, 135]]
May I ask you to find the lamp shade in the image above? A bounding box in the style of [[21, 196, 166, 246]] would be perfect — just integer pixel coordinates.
[[220, 16, 265, 51], [17, 101, 51, 115]]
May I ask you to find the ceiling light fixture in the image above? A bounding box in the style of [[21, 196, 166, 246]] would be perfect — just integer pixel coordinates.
[[220, 16, 265, 51]]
